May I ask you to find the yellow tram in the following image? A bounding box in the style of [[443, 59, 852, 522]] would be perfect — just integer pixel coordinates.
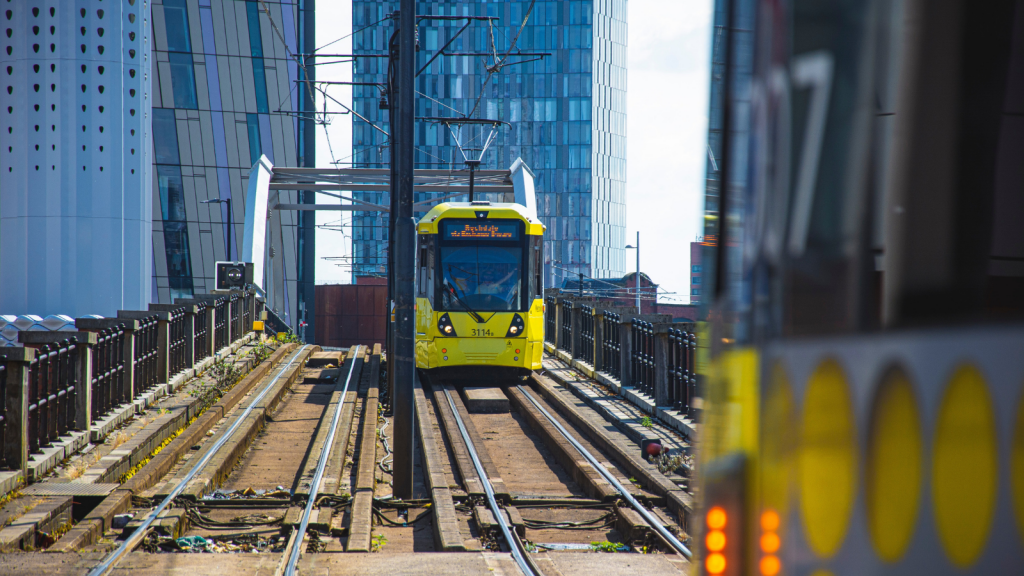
[[414, 201, 545, 379], [697, 0, 1024, 575]]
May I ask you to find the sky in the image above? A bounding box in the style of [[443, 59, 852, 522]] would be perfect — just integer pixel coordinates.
[[314, 1, 712, 304]]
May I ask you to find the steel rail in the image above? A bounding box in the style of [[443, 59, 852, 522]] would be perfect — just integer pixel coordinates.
[[87, 345, 311, 576], [517, 386, 694, 559], [442, 387, 538, 576], [280, 345, 364, 576]]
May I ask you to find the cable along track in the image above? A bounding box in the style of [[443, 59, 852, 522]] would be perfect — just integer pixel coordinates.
[[278, 345, 363, 576], [86, 345, 314, 576], [513, 385, 693, 559]]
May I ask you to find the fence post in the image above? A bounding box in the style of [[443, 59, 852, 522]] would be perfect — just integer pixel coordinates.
[[593, 309, 605, 371], [619, 317, 633, 388], [119, 311, 172, 384], [554, 299, 565, 351], [19, 331, 97, 432], [570, 302, 581, 360], [76, 318, 140, 404], [0, 347, 34, 476], [654, 323, 671, 408], [149, 304, 198, 369]]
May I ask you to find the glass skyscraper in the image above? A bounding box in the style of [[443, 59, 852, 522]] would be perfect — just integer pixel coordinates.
[[148, 0, 314, 328], [350, 0, 627, 287]]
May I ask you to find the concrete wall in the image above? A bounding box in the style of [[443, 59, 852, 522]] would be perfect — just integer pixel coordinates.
[[0, 0, 153, 317]]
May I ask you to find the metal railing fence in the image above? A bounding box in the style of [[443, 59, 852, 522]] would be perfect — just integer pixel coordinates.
[[578, 305, 595, 364], [668, 328, 692, 412], [213, 298, 228, 351], [168, 307, 187, 376], [27, 340, 78, 454], [91, 326, 126, 420], [631, 320, 656, 398], [544, 297, 556, 345], [559, 300, 573, 352], [229, 293, 242, 340], [134, 315, 159, 392], [601, 312, 621, 380], [241, 293, 252, 334], [194, 302, 209, 362]]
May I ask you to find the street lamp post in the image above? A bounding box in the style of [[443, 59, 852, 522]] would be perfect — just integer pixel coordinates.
[[201, 198, 233, 260], [625, 231, 640, 312]]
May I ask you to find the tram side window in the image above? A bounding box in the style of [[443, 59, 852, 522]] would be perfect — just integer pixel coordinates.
[[532, 236, 543, 299], [418, 236, 434, 300]]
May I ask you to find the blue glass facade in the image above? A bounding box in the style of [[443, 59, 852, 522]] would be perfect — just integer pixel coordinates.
[[351, 0, 627, 287], [150, 0, 308, 323]]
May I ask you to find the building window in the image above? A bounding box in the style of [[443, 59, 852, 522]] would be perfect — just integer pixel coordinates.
[[168, 52, 197, 109], [163, 221, 194, 299], [152, 109, 180, 164], [163, 0, 192, 53], [153, 105, 193, 299], [247, 113, 262, 165], [692, 276, 701, 285], [692, 288, 701, 296], [692, 265, 701, 272], [157, 165, 187, 222], [251, 58, 270, 113], [246, 1, 270, 113]]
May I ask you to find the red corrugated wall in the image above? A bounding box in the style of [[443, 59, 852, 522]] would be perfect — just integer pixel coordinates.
[[315, 284, 388, 348]]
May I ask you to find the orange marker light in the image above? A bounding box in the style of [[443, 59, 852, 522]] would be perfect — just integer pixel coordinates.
[[441, 348, 447, 354], [760, 532, 780, 554], [759, 555, 780, 576], [706, 530, 726, 552], [706, 552, 726, 574], [515, 349, 520, 354], [706, 506, 727, 530], [760, 510, 780, 532]]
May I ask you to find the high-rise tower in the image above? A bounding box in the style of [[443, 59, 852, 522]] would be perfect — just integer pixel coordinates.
[[350, 1, 628, 287]]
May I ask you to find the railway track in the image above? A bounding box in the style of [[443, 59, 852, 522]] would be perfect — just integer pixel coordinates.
[[0, 344, 691, 575]]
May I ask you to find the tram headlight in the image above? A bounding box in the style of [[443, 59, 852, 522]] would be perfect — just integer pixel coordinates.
[[437, 313, 457, 337], [505, 313, 525, 338]]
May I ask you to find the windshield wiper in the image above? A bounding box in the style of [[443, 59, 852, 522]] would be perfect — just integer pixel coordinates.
[[444, 275, 486, 323]]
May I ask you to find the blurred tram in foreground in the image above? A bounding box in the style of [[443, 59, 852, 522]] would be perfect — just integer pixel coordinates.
[[697, 0, 1024, 575]]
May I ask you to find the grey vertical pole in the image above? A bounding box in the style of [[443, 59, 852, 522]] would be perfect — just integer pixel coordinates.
[[391, 0, 417, 500], [593, 309, 604, 371], [635, 232, 641, 312], [300, 0, 317, 344]]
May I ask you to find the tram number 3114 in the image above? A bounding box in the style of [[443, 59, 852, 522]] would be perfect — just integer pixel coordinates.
[[471, 328, 494, 337]]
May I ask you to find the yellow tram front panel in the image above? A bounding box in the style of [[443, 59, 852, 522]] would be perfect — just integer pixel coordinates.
[[413, 201, 545, 373], [416, 296, 544, 369]]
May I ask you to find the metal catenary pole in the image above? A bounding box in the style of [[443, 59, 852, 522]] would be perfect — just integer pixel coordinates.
[[635, 231, 641, 311], [386, 26, 399, 410], [391, 0, 417, 499]]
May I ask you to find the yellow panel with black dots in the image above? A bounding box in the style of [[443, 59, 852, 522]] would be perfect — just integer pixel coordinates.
[[738, 327, 1024, 575]]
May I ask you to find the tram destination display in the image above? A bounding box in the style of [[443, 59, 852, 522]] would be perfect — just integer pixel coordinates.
[[442, 219, 520, 241]]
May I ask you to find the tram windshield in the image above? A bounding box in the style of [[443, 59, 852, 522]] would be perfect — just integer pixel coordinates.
[[440, 245, 523, 311]]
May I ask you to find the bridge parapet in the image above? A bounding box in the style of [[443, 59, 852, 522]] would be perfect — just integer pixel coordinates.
[[0, 291, 262, 490], [544, 297, 700, 429]]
